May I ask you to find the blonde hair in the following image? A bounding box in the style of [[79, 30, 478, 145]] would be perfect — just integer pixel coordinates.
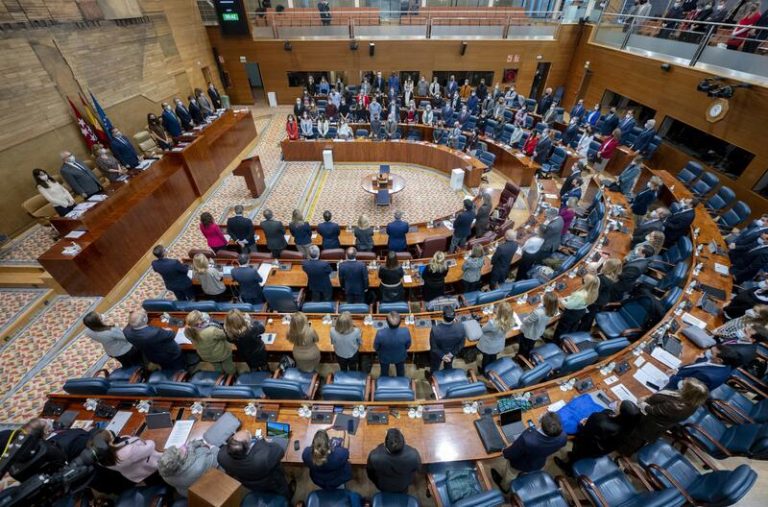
[[543, 292, 559, 317], [291, 209, 304, 225], [602, 258, 622, 282], [582, 274, 600, 306], [184, 310, 206, 344], [334, 311, 354, 334], [429, 251, 448, 273], [357, 215, 370, 230], [679, 378, 709, 407], [311, 430, 331, 466], [470, 244, 484, 258], [224, 309, 249, 338], [287, 311, 314, 346], [494, 302, 515, 333], [192, 253, 210, 274], [746, 305, 768, 326], [649, 175, 663, 190], [647, 231, 665, 255]]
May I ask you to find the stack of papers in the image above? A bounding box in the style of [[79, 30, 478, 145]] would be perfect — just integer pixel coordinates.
[[442, 220, 454, 231], [174, 328, 191, 345], [633, 362, 669, 393], [651, 347, 682, 369], [257, 263, 272, 286], [682, 312, 707, 329], [714, 263, 729, 275], [165, 420, 195, 449], [64, 230, 86, 239], [87, 194, 108, 202], [105, 411, 133, 434], [610, 383, 637, 402], [136, 159, 154, 171]]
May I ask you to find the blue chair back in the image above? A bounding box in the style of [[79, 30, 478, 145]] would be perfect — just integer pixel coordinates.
[[373, 377, 414, 401], [677, 161, 703, 186], [484, 119, 498, 137], [524, 98, 537, 112], [443, 382, 487, 399], [174, 300, 218, 312], [485, 357, 524, 390], [571, 457, 643, 506], [509, 279, 540, 296], [478, 151, 496, 168], [720, 201, 751, 229], [595, 337, 630, 357], [338, 303, 369, 314], [241, 491, 289, 507], [235, 371, 271, 387], [379, 301, 410, 313], [106, 383, 156, 396], [661, 287, 683, 311], [355, 129, 368, 138], [306, 490, 362, 507], [476, 288, 509, 305], [216, 302, 253, 312], [560, 349, 599, 375], [142, 299, 176, 312], [302, 301, 336, 313], [263, 285, 300, 313], [261, 379, 309, 400], [211, 386, 263, 399], [511, 471, 569, 507], [520, 362, 552, 386], [691, 171, 720, 195], [371, 492, 419, 507], [153, 381, 203, 398], [321, 384, 366, 401], [705, 186, 735, 212], [63, 377, 110, 395]]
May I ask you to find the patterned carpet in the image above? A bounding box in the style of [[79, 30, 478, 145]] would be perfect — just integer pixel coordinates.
[[0, 288, 48, 339], [0, 104, 506, 424], [0, 224, 57, 266]]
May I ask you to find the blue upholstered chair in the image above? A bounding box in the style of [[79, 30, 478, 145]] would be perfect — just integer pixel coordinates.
[[142, 299, 176, 312], [301, 301, 337, 313], [595, 300, 650, 340], [372, 377, 415, 401], [709, 384, 768, 424], [306, 490, 363, 507], [377, 301, 410, 314], [106, 383, 157, 396], [320, 371, 369, 401], [691, 171, 720, 197], [338, 303, 370, 314], [431, 369, 488, 400], [705, 186, 735, 214], [682, 407, 768, 459], [510, 471, 573, 507], [371, 492, 419, 507], [427, 462, 505, 507], [261, 368, 318, 400], [263, 285, 303, 313], [676, 161, 703, 187], [240, 491, 289, 507], [63, 377, 110, 395], [719, 201, 751, 230], [114, 486, 170, 507]]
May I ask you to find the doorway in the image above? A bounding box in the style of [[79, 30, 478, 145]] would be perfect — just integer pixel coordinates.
[[529, 62, 551, 101], [245, 62, 266, 104]]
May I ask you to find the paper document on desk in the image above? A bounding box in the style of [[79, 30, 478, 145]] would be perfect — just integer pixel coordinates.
[[651, 347, 682, 369], [165, 420, 195, 449], [262, 333, 276, 345], [64, 230, 86, 239], [610, 384, 637, 403], [682, 312, 707, 329], [88, 194, 108, 202], [403, 275, 413, 284], [174, 328, 191, 345], [442, 220, 453, 231], [634, 363, 669, 393], [136, 159, 154, 171], [547, 400, 566, 412], [105, 411, 133, 435], [544, 193, 558, 199], [257, 263, 272, 286], [512, 312, 523, 329], [222, 266, 233, 276], [714, 263, 729, 275]]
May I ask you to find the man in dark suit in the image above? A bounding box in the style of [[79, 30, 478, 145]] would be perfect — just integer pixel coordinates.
[[658, 0, 685, 39], [59, 151, 103, 198], [533, 129, 554, 165], [366, 429, 422, 494], [260, 209, 288, 258], [373, 71, 386, 93], [489, 230, 518, 288], [161, 103, 182, 137], [599, 107, 619, 136], [207, 82, 222, 109], [569, 99, 586, 122], [537, 87, 554, 116], [109, 127, 140, 168], [561, 118, 581, 147], [373, 311, 412, 377], [338, 248, 368, 304], [613, 244, 655, 296], [188, 95, 204, 124], [387, 72, 400, 96], [662, 200, 696, 247], [232, 254, 265, 305], [227, 205, 256, 253], [560, 162, 584, 198], [664, 347, 742, 391], [540, 207, 564, 254], [618, 110, 636, 136], [733, 242, 768, 284], [449, 199, 476, 253], [217, 430, 292, 499], [174, 97, 194, 130], [630, 119, 657, 155], [492, 412, 567, 492], [317, 210, 341, 249], [428, 307, 466, 376], [302, 246, 334, 301], [632, 207, 671, 245], [151, 245, 195, 300], [584, 104, 601, 127], [386, 211, 409, 252], [123, 309, 185, 370]]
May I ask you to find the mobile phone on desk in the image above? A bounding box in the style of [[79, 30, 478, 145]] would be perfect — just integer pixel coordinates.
[[293, 440, 300, 451], [527, 419, 535, 428]]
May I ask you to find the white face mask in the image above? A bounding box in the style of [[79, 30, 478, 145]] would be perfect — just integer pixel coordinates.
[[745, 309, 757, 318], [67, 155, 75, 163], [755, 219, 765, 227], [758, 237, 766, 245]]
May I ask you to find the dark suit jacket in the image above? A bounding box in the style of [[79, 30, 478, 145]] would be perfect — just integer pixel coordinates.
[[533, 137, 553, 164], [386, 219, 409, 252], [623, 392, 699, 453], [560, 171, 582, 197], [618, 117, 636, 136], [474, 204, 491, 235], [339, 260, 368, 296], [632, 218, 665, 244], [317, 221, 341, 249], [289, 222, 313, 246], [366, 444, 421, 494], [631, 188, 657, 216], [60, 160, 102, 197], [176, 104, 193, 130], [613, 257, 650, 296], [227, 215, 256, 246], [453, 209, 476, 239], [490, 240, 518, 281], [260, 219, 288, 251], [231, 266, 264, 302], [733, 245, 768, 283], [537, 94, 553, 115], [631, 128, 656, 154], [217, 439, 290, 498], [123, 325, 182, 368], [570, 104, 586, 120], [110, 135, 139, 168], [600, 114, 619, 136], [541, 216, 564, 253], [373, 327, 412, 364], [208, 87, 222, 109], [429, 321, 465, 357], [189, 101, 204, 124], [502, 427, 567, 472], [151, 258, 193, 291], [663, 209, 695, 246], [665, 361, 733, 391], [162, 109, 182, 137], [302, 259, 333, 296]]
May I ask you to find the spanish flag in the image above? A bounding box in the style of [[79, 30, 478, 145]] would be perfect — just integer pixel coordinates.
[[79, 93, 109, 144]]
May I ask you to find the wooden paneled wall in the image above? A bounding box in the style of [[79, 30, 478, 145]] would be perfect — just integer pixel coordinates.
[[206, 25, 583, 106], [564, 27, 768, 217]]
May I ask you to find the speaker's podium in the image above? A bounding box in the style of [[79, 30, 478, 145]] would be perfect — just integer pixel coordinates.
[[188, 468, 245, 507], [234, 156, 266, 198]]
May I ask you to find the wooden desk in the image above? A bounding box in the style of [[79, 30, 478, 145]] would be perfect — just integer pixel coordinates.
[[38, 110, 257, 296]]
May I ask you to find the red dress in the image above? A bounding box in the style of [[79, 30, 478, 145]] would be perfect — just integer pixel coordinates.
[[286, 120, 299, 140], [727, 12, 761, 49], [523, 136, 539, 157], [200, 222, 227, 250], [598, 137, 619, 160]]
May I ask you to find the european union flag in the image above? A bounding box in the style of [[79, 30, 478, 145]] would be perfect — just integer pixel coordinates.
[[89, 91, 114, 139]]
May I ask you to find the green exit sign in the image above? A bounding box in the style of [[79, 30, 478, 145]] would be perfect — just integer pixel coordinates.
[[222, 12, 239, 21]]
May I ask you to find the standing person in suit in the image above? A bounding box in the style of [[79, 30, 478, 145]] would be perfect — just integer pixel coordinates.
[[83, 311, 142, 368], [373, 72, 386, 94], [612, 244, 655, 296], [514, 227, 545, 282], [217, 430, 293, 500], [422, 251, 449, 302], [631, 176, 662, 222], [519, 292, 559, 359], [474, 193, 492, 237], [123, 309, 185, 370], [289, 209, 313, 258], [491, 412, 567, 492], [374, 311, 412, 377], [662, 198, 695, 246], [561, 117, 581, 147], [95, 147, 126, 182], [195, 88, 215, 116], [386, 212, 409, 254], [584, 104, 601, 127], [231, 253, 265, 305], [632, 207, 670, 244], [188, 95, 204, 124], [658, 0, 685, 39], [32, 168, 75, 216], [472, 302, 515, 373], [617, 156, 644, 196], [354, 214, 374, 252], [559, 162, 584, 198], [174, 97, 194, 130], [554, 274, 600, 341], [663, 347, 742, 391], [378, 251, 405, 302], [630, 119, 657, 156], [207, 82, 222, 109], [489, 229, 519, 288], [366, 429, 422, 494], [595, 128, 621, 172], [533, 129, 554, 165], [618, 110, 636, 136], [161, 103, 182, 138], [109, 127, 140, 168], [317, 210, 341, 250], [599, 107, 619, 136], [733, 242, 768, 284], [338, 248, 368, 304], [227, 205, 256, 252], [388, 72, 400, 96], [303, 246, 333, 301], [59, 151, 103, 198], [151, 245, 196, 301], [428, 307, 466, 377], [260, 209, 288, 258], [537, 87, 554, 116], [570, 99, 586, 122], [450, 199, 476, 253], [540, 207, 564, 254]]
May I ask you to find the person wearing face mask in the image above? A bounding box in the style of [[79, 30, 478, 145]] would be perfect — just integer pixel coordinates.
[[147, 112, 173, 151], [95, 147, 127, 182], [174, 97, 194, 130], [599, 107, 619, 136], [184, 310, 234, 374], [32, 168, 76, 216], [612, 243, 655, 297], [59, 150, 103, 199], [618, 109, 636, 136], [207, 81, 222, 109], [83, 311, 142, 368], [584, 103, 601, 126], [732, 233, 768, 284], [724, 284, 768, 320], [616, 155, 643, 196], [686, 2, 715, 43], [109, 127, 140, 169], [707, 0, 729, 23], [188, 95, 204, 125], [658, 0, 686, 38], [663, 346, 744, 391], [161, 102, 182, 138], [195, 88, 214, 116], [662, 198, 695, 247], [630, 119, 657, 156]]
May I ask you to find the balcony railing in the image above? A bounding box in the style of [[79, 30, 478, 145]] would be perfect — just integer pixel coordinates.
[[594, 12, 768, 85]]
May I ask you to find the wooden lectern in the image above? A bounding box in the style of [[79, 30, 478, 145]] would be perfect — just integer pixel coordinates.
[[234, 156, 266, 198], [188, 468, 245, 507]]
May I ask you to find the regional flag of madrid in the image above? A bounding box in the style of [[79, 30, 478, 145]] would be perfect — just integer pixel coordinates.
[[67, 97, 99, 150]]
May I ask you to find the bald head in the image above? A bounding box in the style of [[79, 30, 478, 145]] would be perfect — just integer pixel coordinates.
[[346, 247, 357, 260], [128, 309, 148, 328]]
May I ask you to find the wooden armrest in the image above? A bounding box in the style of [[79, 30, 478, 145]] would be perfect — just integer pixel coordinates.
[[555, 475, 582, 507], [577, 475, 610, 507], [683, 422, 732, 457], [517, 355, 534, 369], [645, 463, 696, 505], [617, 456, 653, 491]]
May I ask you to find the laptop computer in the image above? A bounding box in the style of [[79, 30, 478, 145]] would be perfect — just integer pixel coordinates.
[[266, 421, 291, 438], [145, 412, 173, 430], [499, 408, 525, 442]]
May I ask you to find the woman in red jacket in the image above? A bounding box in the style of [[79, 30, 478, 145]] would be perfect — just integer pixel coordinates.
[[596, 128, 621, 171], [522, 131, 540, 157], [727, 3, 761, 50], [286, 114, 300, 140]]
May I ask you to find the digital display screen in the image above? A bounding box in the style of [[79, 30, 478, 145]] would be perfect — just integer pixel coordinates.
[[214, 0, 250, 36], [222, 13, 239, 21]]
